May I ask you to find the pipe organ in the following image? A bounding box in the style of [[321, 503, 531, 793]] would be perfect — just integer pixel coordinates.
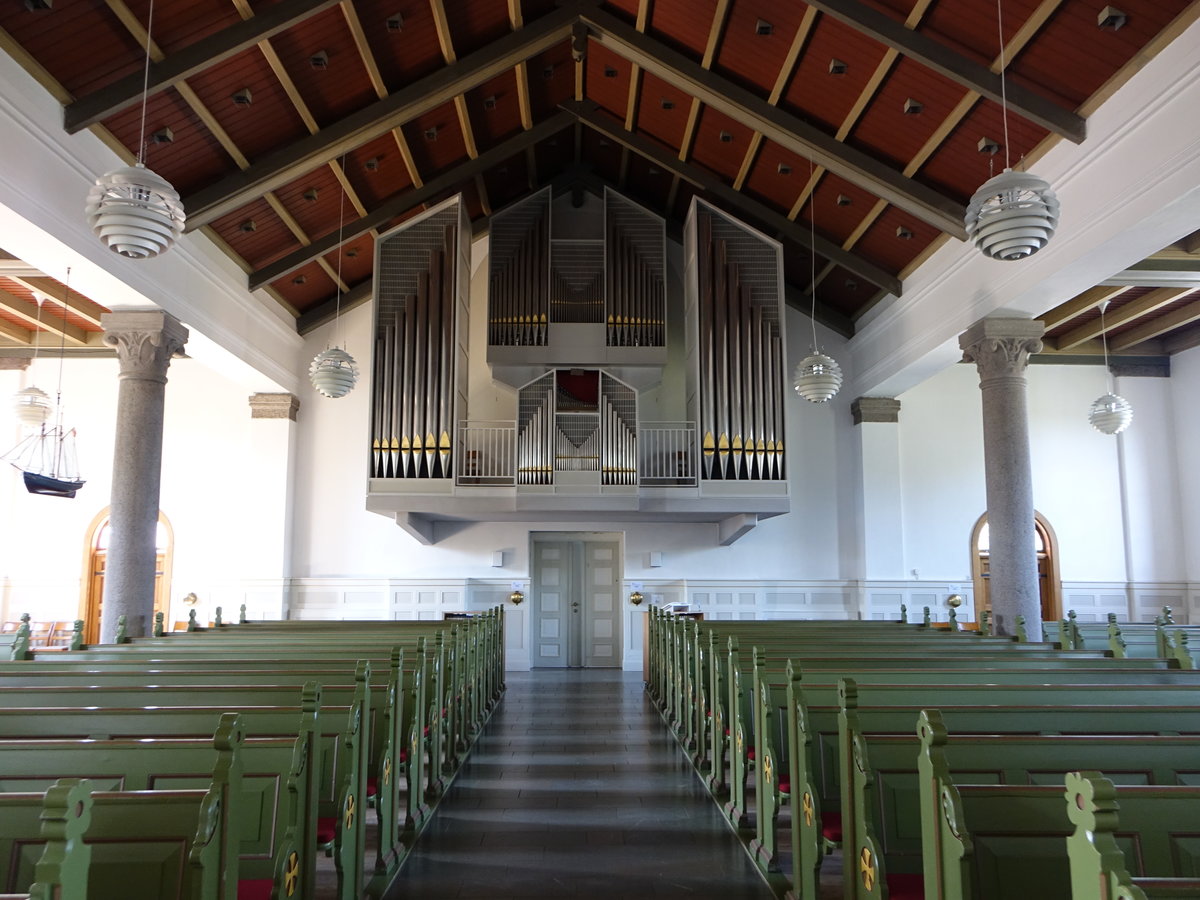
[[487, 187, 666, 382], [367, 188, 789, 544], [515, 370, 638, 486], [686, 199, 787, 482], [369, 196, 470, 480]]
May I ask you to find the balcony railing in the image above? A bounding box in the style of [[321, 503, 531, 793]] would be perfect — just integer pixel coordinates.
[[455, 421, 517, 486], [638, 422, 697, 486]]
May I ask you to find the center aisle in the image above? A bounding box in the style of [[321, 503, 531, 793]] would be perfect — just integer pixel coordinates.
[[384, 668, 774, 899]]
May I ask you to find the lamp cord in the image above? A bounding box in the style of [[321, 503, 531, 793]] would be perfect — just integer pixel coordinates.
[[54, 268, 71, 433], [996, 0, 1011, 170], [136, 0, 155, 166], [1100, 301, 1114, 393], [808, 158, 819, 352], [333, 154, 347, 350]]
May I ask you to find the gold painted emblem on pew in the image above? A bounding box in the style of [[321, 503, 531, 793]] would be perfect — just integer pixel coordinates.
[[284, 850, 300, 897], [801, 792, 814, 827], [763, 755, 773, 785], [859, 847, 876, 891], [383, 756, 392, 787], [345, 793, 356, 829]]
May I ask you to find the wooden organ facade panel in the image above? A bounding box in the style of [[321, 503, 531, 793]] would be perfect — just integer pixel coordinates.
[[685, 199, 787, 483], [369, 195, 471, 480]]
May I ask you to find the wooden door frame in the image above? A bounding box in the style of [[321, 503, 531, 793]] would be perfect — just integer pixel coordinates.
[[80, 507, 174, 641], [969, 510, 1061, 623], [528, 530, 624, 668]]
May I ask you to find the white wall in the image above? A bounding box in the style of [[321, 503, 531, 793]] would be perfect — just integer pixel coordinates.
[[1, 349, 277, 626]]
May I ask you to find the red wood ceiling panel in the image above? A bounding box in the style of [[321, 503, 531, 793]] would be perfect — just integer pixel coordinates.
[[917, 99, 1050, 202], [1042, 286, 1151, 341], [101, 89, 235, 196], [1107, 290, 1200, 343], [267, 6, 377, 128], [181, 46, 311, 163], [801, 170, 880, 248], [0, 308, 31, 336], [852, 205, 940, 275], [601, 0, 640, 24], [482, 152, 532, 212], [211, 197, 303, 270], [269, 258, 334, 311], [742, 139, 810, 215], [782, 13, 890, 135], [633, 72, 693, 151], [0, 278, 109, 332], [533, 130, 575, 176], [688, 105, 755, 185], [1008, 0, 1192, 109], [580, 125, 623, 183], [355, 0, 445, 90], [525, 41, 576, 120], [124, 0, 243, 55], [445, 0, 513, 59], [465, 70, 524, 150], [713, 0, 812, 96], [271, 165, 355, 242], [585, 39, 634, 119], [847, 57, 969, 170], [319, 239, 374, 288], [624, 153, 673, 213], [342, 133, 416, 210], [648, 0, 718, 60], [0, 279, 35, 304], [400, 101, 471, 175], [920, 0, 1040, 67], [814, 264, 870, 315], [0, 3, 140, 96]]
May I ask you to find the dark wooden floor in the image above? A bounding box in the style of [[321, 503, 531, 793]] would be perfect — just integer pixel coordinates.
[[384, 668, 775, 899]]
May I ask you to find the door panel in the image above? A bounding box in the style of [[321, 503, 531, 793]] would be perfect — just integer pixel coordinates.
[[533, 542, 572, 667], [584, 541, 620, 667]]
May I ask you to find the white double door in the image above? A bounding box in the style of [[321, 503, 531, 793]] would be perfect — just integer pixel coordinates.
[[531, 533, 622, 668]]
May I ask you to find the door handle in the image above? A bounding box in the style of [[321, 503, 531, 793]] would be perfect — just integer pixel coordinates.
[[571, 602, 580, 612]]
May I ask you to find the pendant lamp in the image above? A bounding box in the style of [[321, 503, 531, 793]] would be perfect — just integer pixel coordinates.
[[309, 156, 358, 398], [964, 0, 1058, 261], [86, 0, 184, 259], [12, 293, 52, 427], [1088, 300, 1132, 434], [793, 164, 842, 403]]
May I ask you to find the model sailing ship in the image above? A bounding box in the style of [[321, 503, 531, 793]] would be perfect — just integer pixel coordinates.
[[5, 419, 85, 498]]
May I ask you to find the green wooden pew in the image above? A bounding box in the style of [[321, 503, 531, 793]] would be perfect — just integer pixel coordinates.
[[0, 755, 239, 900], [841, 699, 1200, 900], [1066, 772, 1200, 900], [0, 691, 361, 900], [0, 778, 90, 900]]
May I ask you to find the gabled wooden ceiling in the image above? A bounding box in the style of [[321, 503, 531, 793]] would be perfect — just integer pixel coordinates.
[[1, 0, 1197, 351]]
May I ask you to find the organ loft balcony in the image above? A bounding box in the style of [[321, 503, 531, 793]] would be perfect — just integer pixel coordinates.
[[364, 189, 790, 546]]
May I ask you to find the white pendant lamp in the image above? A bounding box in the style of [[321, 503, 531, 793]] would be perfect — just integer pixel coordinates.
[[793, 162, 842, 404], [965, 0, 1058, 262], [11, 294, 52, 427], [1088, 300, 1132, 435], [86, 0, 184, 260], [309, 155, 357, 399]]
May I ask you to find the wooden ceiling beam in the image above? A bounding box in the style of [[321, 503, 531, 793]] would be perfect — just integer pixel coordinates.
[[0, 317, 32, 345], [1055, 287, 1191, 350], [1039, 284, 1129, 332], [1111, 295, 1200, 351], [804, 0, 1085, 143], [581, 7, 966, 236], [564, 100, 901, 296], [249, 110, 575, 290], [64, 0, 342, 133], [0, 289, 88, 345], [2, 277, 106, 328], [184, 5, 579, 229]]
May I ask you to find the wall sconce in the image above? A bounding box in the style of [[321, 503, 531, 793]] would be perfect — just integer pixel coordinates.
[[947, 594, 963, 609], [509, 590, 524, 605], [629, 590, 644, 606], [182, 592, 199, 606]]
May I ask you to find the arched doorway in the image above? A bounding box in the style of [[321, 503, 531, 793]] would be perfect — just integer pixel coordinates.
[[80, 509, 173, 644], [970, 512, 1061, 625]]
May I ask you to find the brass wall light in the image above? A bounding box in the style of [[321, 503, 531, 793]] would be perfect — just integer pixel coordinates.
[[509, 590, 524, 606], [629, 590, 644, 606]]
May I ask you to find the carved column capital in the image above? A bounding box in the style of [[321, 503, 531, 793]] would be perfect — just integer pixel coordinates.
[[101, 310, 189, 383], [959, 318, 1044, 383]]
